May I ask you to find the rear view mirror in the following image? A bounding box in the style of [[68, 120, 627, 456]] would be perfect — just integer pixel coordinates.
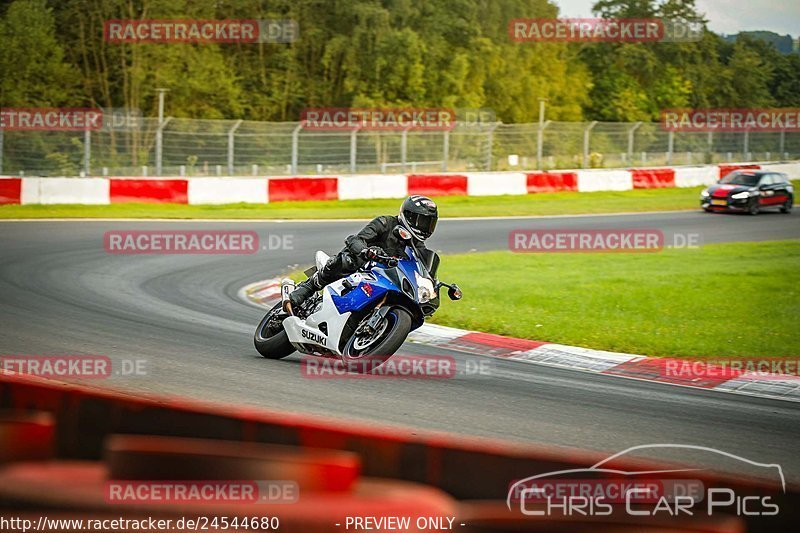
[[395, 226, 412, 241], [448, 284, 463, 301]]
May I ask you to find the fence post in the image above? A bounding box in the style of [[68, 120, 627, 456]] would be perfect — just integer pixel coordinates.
[[486, 123, 498, 171], [442, 129, 449, 171], [350, 127, 360, 174], [537, 120, 551, 170], [628, 122, 642, 163], [707, 132, 713, 163], [156, 116, 172, 177], [227, 119, 243, 176], [0, 128, 5, 175], [743, 130, 750, 160], [401, 127, 409, 173], [779, 130, 785, 159], [667, 130, 674, 165], [84, 129, 91, 176], [583, 121, 597, 169], [291, 123, 302, 174]]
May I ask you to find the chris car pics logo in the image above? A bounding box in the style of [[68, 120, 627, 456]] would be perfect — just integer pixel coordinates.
[[507, 444, 784, 518]]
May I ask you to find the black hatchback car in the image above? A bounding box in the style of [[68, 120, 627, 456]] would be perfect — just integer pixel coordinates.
[[701, 170, 794, 215]]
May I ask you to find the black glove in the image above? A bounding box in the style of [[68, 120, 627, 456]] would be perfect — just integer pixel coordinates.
[[363, 246, 385, 261]]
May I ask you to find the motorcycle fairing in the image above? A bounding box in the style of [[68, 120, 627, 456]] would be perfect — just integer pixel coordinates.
[[282, 286, 351, 355], [282, 246, 429, 355]]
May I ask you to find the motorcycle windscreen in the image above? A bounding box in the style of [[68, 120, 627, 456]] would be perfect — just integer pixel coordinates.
[[421, 249, 440, 278]]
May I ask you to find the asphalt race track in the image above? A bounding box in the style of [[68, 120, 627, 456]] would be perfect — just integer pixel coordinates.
[[1, 209, 799, 485]]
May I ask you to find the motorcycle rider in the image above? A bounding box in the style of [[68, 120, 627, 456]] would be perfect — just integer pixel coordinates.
[[285, 195, 439, 312]]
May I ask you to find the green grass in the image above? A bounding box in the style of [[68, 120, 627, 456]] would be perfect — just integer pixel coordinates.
[[0, 186, 709, 220], [428, 241, 800, 358]]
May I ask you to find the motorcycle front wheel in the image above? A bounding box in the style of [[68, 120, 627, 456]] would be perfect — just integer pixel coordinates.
[[342, 307, 412, 367], [254, 302, 295, 359]]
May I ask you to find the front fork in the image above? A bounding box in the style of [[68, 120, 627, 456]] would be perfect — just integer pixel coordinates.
[[356, 295, 389, 336]]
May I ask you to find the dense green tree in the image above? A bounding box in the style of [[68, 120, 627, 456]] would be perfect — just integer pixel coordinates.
[[0, 0, 78, 105], [0, 0, 798, 122]]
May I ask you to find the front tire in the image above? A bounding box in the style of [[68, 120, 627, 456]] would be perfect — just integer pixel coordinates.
[[342, 307, 412, 369], [254, 303, 295, 359], [748, 199, 760, 216]]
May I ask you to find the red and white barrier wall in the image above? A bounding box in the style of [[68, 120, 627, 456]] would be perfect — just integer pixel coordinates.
[[1, 161, 797, 205]]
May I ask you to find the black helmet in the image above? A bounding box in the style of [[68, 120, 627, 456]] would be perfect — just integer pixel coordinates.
[[399, 195, 438, 240]]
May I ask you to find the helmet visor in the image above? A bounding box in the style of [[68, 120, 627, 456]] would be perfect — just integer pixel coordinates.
[[405, 211, 437, 237]]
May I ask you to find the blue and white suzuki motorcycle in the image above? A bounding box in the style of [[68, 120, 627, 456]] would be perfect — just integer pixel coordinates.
[[254, 241, 461, 369]]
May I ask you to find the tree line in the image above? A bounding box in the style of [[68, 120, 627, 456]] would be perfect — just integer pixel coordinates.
[[1, 0, 798, 123]]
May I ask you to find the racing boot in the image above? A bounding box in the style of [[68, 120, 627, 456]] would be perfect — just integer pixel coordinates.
[[286, 272, 323, 312], [286, 255, 344, 313]]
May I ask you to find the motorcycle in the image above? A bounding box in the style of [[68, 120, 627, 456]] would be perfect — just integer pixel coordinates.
[[254, 232, 462, 370]]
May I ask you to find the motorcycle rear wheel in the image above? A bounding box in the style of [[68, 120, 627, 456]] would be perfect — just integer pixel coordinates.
[[254, 303, 295, 359]]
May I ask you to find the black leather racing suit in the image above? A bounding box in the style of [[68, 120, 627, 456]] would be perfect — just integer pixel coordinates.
[[288, 215, 438, 309], [321, 215, 434, 284]]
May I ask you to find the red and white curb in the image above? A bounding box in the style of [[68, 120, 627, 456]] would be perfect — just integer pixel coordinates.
[[240, 278, 282, 306], [240, 278, 800, 403], [2, 161, 797, 205]]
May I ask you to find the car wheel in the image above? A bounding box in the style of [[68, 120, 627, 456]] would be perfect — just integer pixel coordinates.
[[703, 207, 713, 213], [748, 200, 760, 216], [780, 197, 793, 214]]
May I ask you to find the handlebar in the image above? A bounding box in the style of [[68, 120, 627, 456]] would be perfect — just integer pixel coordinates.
[[373, 254, 399, 267]]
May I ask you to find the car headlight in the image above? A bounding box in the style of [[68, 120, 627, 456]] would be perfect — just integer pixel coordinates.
[[700, 190, 710, 198], [415, 272, 435, 304], [731, 191, 750, 200]]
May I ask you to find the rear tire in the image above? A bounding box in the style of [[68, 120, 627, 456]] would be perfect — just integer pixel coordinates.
[[748, 199, 760, 216], [780, 197, 793, 214], [254, 303, 295, 359], [342, 307, 412, 371]]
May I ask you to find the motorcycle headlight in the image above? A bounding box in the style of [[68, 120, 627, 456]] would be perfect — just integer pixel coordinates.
[[700, 190, 710, 198], [419, 287, 432, 303], [415, 272, 435, 304], [731, 191, 750, 200]]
